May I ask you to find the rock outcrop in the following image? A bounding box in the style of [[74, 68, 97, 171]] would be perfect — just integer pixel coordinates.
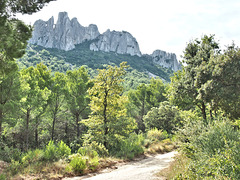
[[29, 12, 100, 51], [151, 50, 181, 71], [90, 30, 141, 57], [29, 12, 181, 71]]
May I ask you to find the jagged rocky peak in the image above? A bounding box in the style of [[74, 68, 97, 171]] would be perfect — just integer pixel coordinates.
[[29, 12, 100, 51], [29, 12, 181, 71], [90, 29, 142, 57], [151, 50, 181, 71]]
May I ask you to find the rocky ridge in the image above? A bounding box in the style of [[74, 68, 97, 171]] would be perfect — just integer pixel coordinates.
[[29, 12, 100, 51], [29, 12, 181, 71], [90, 29, 141, 57]]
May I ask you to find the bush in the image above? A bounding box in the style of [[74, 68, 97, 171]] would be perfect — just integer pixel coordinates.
[[57, 141, 71, 158], [69, 154, 87, 173], [43, 141, 59, 161], [87, 141, 109, 157], [77, 147, 99, 170], [8, 160, 21, 175], [0, 144, 21, 163], [43, 140, 71, 162], [0, 174, 7, 180], [146, 128, 168, 142], [112, 133, 144, 159], [177, 118, 240, 179], [144, 101, 182, 133], [22, 149, 44, 165]]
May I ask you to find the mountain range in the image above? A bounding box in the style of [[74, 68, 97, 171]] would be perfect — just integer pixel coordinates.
[[29, 12, 181, 72]]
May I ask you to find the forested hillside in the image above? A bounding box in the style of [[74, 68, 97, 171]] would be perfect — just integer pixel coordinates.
[[18, 41, 173, 82]]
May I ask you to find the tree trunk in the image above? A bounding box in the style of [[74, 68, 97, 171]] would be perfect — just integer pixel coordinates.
[[140, 98, 146, 132], [103, 91, 108, 148], [76, 114, 80, 138], [201, 102, 207, 124], [65, 122, 69, 145], [26, 108, 30, 151], [51, 113, 56, 141], [210, 109, 213, 121], [0, 109, 2, 137], [35, 124, 38, 148]]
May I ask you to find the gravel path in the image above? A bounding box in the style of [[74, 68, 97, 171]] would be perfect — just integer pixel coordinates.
[[65, 151, 177, 180]]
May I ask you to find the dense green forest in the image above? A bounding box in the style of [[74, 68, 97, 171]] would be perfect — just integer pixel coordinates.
[[1, 1, 240, 179], [17, 42, 173, 82]]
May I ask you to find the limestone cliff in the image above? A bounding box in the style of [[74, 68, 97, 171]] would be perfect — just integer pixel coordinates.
[[90, 29, 141, 57], [151, 50, 181, 71], [29, 12, 181, 71], [29, 12, 100, 51]]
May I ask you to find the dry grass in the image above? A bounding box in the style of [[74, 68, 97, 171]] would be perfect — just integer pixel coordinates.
[[9, 157, 124, 180], [156, 153, 189, 179], [145, 139, 178, 154]]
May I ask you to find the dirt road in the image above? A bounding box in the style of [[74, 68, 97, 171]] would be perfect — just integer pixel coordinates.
[[66, 151, 177, 180]]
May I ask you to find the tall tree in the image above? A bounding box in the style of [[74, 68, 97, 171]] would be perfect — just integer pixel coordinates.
[[205, 44, 240, 119], [86, 62, 135, 148], [128, 84, 151, 132], [128, 78, 167, 132], [0, 61, 20, 136], [20, 63, 51, 150], [48, 72, 67, 141], [65, 67, 90, 138], [169, 35, 220, 122], [0, 0, 55, 65]]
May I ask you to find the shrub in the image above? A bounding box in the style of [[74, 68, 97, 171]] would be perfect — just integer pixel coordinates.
[[87, 141, 109, 157], [8, 160, 21, 175], [22, 149, 44, 165], [69, 154, 87, 173], [77, 147, 99, 170], [177, 118, 240, 179], [144, 101, 182, 133], [43, 141, 59, 161], [0, 174, 7, 180], [146, 128, 168, 142], [112, 133, 144, 159], [0, 144, 21, 163], [57, 141, 71, 158], [43, 140, 71, 162], [78, 147, 98, 159]]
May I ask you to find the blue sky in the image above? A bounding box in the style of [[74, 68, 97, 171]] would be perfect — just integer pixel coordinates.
[[17, 0, 240, 60]]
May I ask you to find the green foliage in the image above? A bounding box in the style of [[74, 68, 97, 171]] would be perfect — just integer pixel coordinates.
[[168, 35, 221, 122], [57, 141, 71, 158], [17, 43, 173, 82], [177, 118, 240, 179], [69, 147, 100, 173], [43, 141, 59, 161], [0, 174, 6, 180], [81, 141, 109, 157], [111, 133, 144, 159], [127, 78, 167, 131], [22, 149, 44, 165], [78, 147, 98, 159], [206, 44, 240, 119], [69, 154, 87, 173], [86, 62, 136, 148], [43, 140, 71, 162], [146, 128, 168, 142], [144, 101, 182, 133], [0, 144, 21, 163], [66, 66, 91, 138], [77, 147, 99, 170], [8, 160, 21, 175]]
